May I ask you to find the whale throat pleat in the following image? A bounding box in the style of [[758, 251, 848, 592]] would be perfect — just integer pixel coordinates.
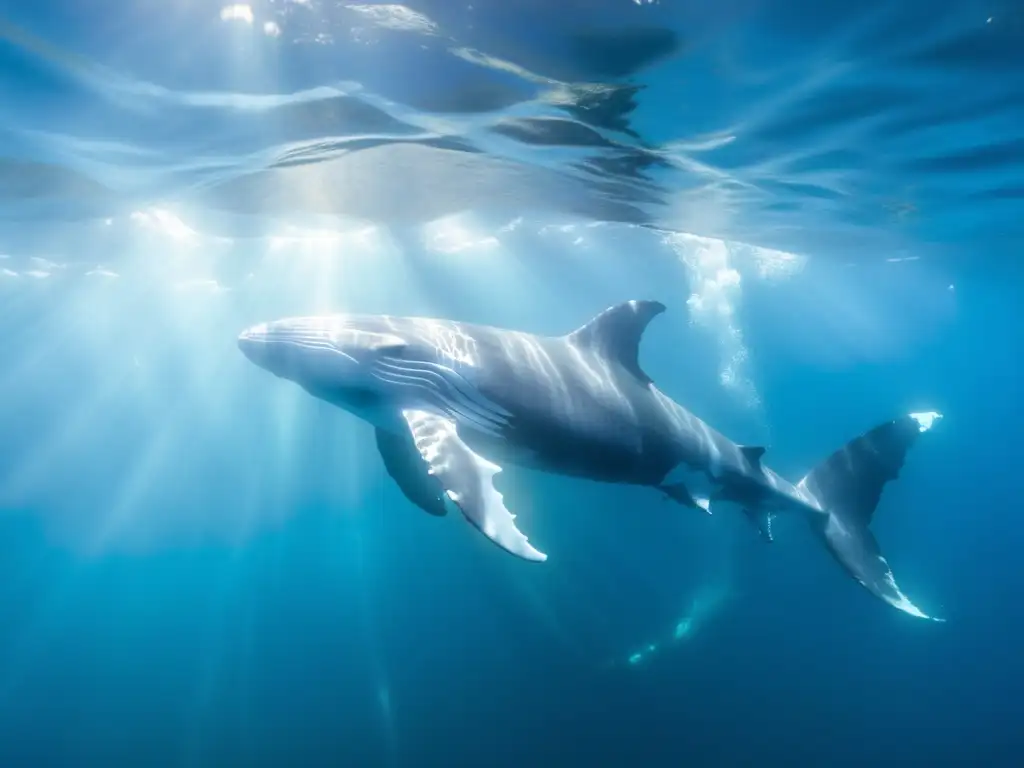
[[372, 357, 510, 436]]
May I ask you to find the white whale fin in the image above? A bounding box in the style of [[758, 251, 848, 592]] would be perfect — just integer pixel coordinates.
[[401, 409, 547, 563], [375, 426, 448, 517], [658, 482, 712, 514]]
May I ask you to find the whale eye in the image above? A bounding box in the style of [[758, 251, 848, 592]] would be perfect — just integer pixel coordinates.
[[373, 342, 408, 359]]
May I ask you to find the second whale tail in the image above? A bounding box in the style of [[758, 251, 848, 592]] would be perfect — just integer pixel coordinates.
[[797, 412, 944, 621]]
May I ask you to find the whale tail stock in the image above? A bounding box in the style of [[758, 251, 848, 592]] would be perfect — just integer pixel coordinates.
[[796, 411, 944, 622]]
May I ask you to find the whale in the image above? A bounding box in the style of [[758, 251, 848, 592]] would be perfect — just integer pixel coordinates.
[[237, 300, 943, 620]]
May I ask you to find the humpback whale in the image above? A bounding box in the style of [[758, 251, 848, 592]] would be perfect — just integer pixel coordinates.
[[238, 300, 943, 620]]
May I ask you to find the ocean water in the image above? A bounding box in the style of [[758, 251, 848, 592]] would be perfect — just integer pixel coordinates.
[[0, 1, 1022, 765]]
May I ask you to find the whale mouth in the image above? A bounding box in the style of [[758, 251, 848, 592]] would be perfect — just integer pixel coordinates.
[[238, 322, 268, 343], [237, 323, 271, 366], [237, 319, 362, 378]]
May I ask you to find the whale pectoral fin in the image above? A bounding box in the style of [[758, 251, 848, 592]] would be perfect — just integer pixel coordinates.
[[400, 409, 547, 563], [742, 508, 774, 542], [658, 483, 712, 514], [375, 427, 447, 517]]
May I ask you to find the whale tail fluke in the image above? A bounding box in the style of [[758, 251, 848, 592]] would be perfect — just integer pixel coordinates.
[[797, 412, 944, 621]]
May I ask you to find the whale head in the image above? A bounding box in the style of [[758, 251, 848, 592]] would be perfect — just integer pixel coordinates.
[[238, 315, 407, 411]]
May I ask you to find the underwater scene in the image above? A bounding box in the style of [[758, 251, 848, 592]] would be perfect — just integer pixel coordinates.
[[0, 0, 1022, 765]]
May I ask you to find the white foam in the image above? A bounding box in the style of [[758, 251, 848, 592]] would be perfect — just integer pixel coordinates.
[[909, 411, 943, 432], [86, 267, 120, 279], [664, 232, 758, 405], [345, 5, 439, 35], [130, 207, 202, 243], [422, 215, 499, 254], [174, 278, 228, 294], [219, 4, 254, 24]]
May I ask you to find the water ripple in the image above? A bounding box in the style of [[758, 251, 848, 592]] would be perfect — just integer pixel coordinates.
[[0, 0, 1018, 264]]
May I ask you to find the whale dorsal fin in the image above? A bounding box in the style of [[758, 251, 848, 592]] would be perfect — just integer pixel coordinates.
[[567, 300, 666, 383], [739, 445, 766, 470]]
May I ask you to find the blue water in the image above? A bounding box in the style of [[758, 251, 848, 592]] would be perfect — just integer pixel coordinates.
[[0, 0, 1022, 765]]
